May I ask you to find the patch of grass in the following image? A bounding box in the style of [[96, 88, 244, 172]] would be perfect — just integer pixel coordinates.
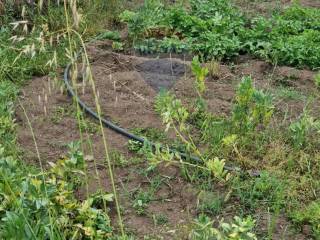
[[131, 127, 168, 142], [132, 189, 154, 215], [197, 191, 224, 215], [273, 87, 306, 101], [153, 213, 169, 226], [232, 172, 285, 212], [290, 201, 320, 238]]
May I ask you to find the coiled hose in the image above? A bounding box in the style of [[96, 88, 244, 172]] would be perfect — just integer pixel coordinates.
[[63, 56, 240, 173]]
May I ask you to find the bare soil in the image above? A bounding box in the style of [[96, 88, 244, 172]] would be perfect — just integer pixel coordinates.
[[16, 40, 319, 238]]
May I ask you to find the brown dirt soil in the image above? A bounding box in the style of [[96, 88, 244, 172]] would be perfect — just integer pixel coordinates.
[[16, 41, 319, 238]]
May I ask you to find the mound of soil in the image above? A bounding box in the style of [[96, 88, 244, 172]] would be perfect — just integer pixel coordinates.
[[136, 58, 186, 92]]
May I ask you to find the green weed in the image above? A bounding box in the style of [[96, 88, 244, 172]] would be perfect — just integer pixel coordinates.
[[289, 111, 320, 148], [232, 76, 274, 133], [197, 191, 224, 215], [153, 213, 169, 226], [132, 189, 153, 215], [290, 201, 320, 238], [190, 214, 257, 240], [232, 172, 285, 212]]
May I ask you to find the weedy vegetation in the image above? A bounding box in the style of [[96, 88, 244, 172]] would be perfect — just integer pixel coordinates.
[[1, 0, 320, 239]]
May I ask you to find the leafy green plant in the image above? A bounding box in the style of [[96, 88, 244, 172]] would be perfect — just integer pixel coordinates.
[[153, 213, 169, 226], [132, 189, 153, 215], [190, 214, 257, 240], [289, 111, 320, 148], [0, 144, 114, 239], [206, 157, 230, 181], [127, 140, 143, 153], [0, 2, 129, 238], [96, 30, 121, 41], [112, 41, 124, 51], [122, 1, 320, 68], [191, 56, 209, 97], [232, 76, 274, 133]]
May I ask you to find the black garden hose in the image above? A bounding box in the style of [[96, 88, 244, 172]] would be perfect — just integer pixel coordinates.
[[63, 55, 240, 173]]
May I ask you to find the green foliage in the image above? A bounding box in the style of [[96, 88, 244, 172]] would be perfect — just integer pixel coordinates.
[[232, 172, 285, 211], [132, 190, 153, 215], [0, 81, 17, 155], [232, 77, 274, 133], [190, 214, 257, 240], [119, 1, 165, 40], [244, 5, 320, 68], [122, 1, 320, 68], [96, 30, 121, 41], [0, 2, 126, 238], [131, 127, 167, 142], [289, 111, 320, 148], [155, 91, 189, 132], [206, 158, 230, 181], [127, 140, 143, 153], [135, 37, 190, 54], [0, 144, 113, 239], [197, 192, 224, 215], [112, 41, 124, 51], [153, 213, 169, 226], [50, 141, 86, 188], [290, 201, 320, 238], [191, 56, 209, 97]]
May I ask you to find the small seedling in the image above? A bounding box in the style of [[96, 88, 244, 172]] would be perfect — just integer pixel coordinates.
[[132, 190, 153, 215], [110, 150, 128, 166], [112, 41, 124, 51]]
